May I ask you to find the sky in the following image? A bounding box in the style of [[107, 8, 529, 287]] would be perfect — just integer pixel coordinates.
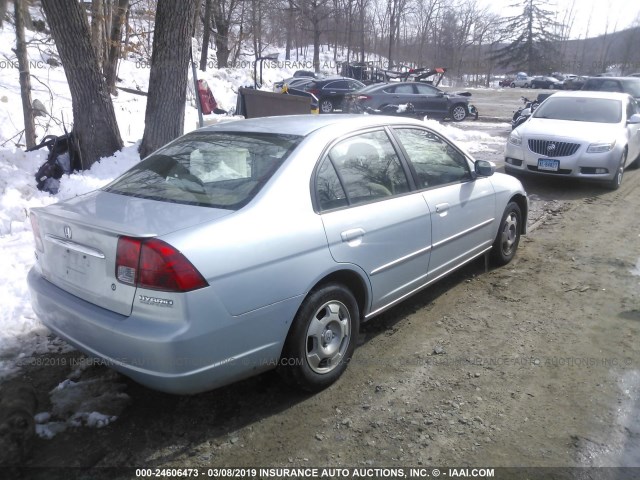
[[481, 0, 640, 39]]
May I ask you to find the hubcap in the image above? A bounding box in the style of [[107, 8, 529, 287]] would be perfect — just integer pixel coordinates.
[[501, 213, 518, 255], [452, 106, 466, 121], [321, 101, 332, 113], [305, 300, 351, 374]]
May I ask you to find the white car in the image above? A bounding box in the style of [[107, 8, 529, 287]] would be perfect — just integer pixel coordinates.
[[504, 91, 640, 189], [511, 73, 533, 88]]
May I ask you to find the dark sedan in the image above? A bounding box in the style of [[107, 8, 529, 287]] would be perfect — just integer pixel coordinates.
[[304, 77, 366, 113], [345, 82, 471, 121], [530, 76, 561, 89], [581, 76, 640, 100]]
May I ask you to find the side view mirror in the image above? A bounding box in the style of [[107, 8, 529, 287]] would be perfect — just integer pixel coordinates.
[[475, 160, 496, 177], [628, 113, 640, 124], [437, 91, 445, 97]]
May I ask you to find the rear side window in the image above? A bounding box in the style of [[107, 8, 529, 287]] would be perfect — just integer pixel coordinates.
[[394, 128, 471, 188], [104, 132, 302, 210], [316, 130, 410, 210]]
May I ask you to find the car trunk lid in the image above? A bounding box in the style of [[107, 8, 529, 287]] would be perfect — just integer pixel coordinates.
[[31, 190, 231, 316]]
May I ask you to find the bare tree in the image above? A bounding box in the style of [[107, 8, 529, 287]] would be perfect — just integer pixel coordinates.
[[41, 0, 123, 168], [200, 0, 212, 70], [210, 0, 240, 67], [139, 0, 197, 158], [15, 0, 36, 148], [104, 0, 129, 94]]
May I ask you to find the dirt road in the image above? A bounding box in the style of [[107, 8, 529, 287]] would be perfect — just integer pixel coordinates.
[[3, 89, 640, 478]]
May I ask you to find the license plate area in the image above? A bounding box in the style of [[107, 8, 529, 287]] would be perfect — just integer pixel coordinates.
[[538, 158, 560, 172], [63, 249, 91, 279]]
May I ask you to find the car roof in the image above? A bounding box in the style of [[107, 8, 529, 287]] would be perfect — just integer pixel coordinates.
[[198, 114, 426, 137]]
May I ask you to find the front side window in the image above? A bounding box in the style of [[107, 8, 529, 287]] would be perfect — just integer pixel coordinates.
[[105, 132, 302, 209], [316, 130, 410, 209], [415, 84, 439, 96], [394, 128, 471, 188]]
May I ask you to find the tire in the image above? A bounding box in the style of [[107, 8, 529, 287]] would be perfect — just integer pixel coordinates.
[[278, 283, 360, 392], [510, 83, 516, 88], [319, 98, 334, 114], [490, 202, 522, 266], [450, 104, 468, 122], [605, 150, 626, 190], [523, 83, 529, 88]]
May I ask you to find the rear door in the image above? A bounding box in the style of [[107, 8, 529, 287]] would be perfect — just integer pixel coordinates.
[[316, 128, 432, 314]]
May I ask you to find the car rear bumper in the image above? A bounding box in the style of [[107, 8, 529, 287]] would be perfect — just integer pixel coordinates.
[[28, 267, 300, 394]]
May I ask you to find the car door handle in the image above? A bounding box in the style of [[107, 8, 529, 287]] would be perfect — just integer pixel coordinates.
[[341, 228, 365, 242], [435, 203, 450, 214]]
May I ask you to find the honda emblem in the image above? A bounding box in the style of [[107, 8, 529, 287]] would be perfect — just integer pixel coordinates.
[[63, 225, 72, 240]]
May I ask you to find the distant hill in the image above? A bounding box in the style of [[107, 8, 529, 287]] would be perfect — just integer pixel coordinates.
[[557, 26, 640, 75]]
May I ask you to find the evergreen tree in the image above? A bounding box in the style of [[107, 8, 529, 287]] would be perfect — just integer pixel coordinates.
[[490, 0, 561, 73]]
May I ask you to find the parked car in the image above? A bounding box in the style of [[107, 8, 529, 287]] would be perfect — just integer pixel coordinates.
[[505, 91, 640, 189], [530, 76, 561, 89], [561, 75, 587, 90], [581, 76, 640, 100], [273, 76, 316, 92], [345, 82, 471, 121], [293, 70, 321, 79], [510, 72, 533, 88], [304, 77, 366, 113], [498, 77, 514, 87], [28, 115, 528, 395]]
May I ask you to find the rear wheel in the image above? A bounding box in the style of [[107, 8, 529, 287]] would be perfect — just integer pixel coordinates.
[[450, 104, 468, 122], [490, 202, 522, 266], [319, 98, 334, 113], [278, 283, 359, 392]]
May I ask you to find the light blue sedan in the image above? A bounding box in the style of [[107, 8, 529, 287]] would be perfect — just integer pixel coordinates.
[[28, 115, 527, 394]]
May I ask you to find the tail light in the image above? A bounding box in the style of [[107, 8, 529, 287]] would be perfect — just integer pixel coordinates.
[[116, 237, 208, 292], [357, 95, 371, 101], [30, 212, 44, 253], [307, 88, 320, 96]]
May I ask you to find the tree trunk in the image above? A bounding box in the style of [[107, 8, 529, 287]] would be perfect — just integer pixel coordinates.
[[15, 0, 36, 149], [105, 0, 129, 95], [139, 0, 196, 159], [200, 0, 211, 71], [41, 0, 123, 169], [91, 0, 105, 70], [212, 0, 231, 68]]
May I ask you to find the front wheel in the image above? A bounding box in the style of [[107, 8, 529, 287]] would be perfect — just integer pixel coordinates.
[[450, 104, 468, 122], [606, 150, 626, 190], [319, 98, 334, 113], [278, 283, 359, 391], [490, 202, 522, 266]]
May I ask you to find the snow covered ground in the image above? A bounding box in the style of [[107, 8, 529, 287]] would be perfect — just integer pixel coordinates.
[[0, 19, 505, 438]]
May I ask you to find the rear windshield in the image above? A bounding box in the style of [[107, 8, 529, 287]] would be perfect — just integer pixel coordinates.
[[104, 132, 302, 209], [533, 97, 622, 123]]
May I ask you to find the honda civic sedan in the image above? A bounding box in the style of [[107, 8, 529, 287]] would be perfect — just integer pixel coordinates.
[[505, 91, 640, 189], [28, 115, 527, 394]]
